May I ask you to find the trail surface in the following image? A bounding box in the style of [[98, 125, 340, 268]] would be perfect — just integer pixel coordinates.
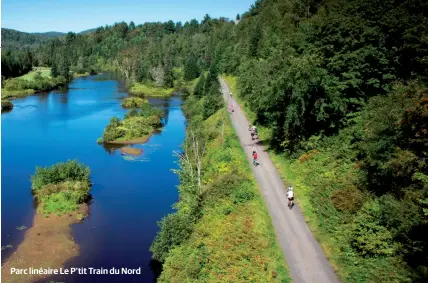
[[220, 78, 340, 283]]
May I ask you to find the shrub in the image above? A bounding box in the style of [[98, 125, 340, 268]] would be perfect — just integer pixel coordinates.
[[232, 183, 255, 204], [31, 160, 90, 192], [1, 100, 13, 111], [150, 212, 197, 262], [102, 106, 163, 142], [351, 201, 397, 256], [121, 97, 147, 109], [331, 187, 364, 213], [202, 93, 222, 119], [30, 160, 91, 216]]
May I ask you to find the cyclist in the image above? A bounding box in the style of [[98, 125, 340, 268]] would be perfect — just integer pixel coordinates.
[[251, 125, 257, 140], [287, 186, 294, 208], [248, 122, 252, 131], [252, 151, 258, 166]]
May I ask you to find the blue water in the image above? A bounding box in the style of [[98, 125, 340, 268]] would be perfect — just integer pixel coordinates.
[[1, 74, 185, 282]]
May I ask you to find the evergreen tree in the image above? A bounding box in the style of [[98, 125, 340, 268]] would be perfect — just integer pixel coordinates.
[[203, 83, 222, 119], [204, 61, 219, 91], [183, 55, 199, 81], [163, 62, 174, 88], [248, 23, 262, 57], [193, 73, 205, 97], [137, 61, 148, 82], [51, 62, 59, 77], [58, 56, 70, 81]]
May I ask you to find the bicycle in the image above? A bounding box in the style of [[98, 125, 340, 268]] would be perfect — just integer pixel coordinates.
[[287, 198, 294, 209], [287, 186, 294, 210]]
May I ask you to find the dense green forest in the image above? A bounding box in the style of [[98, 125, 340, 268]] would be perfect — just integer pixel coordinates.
[[3, 0, 427, 281], [1, 29, 53, 78], [1, 28, 53, 50]]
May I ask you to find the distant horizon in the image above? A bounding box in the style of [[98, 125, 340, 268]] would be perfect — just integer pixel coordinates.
[[2, 27, 95, 34], [2, 0, 253, 33]]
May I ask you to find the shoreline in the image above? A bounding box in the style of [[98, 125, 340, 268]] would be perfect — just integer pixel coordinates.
[[1, 72, 99, 101], [1, 204, 89, 283], [105, 133, 153, 145]]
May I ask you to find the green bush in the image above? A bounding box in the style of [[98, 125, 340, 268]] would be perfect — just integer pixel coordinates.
[[31, 160, 90, 191], [232, 184, 255, 204], [150, 212, 197, 262], [1, 100, 13, 111], [41, 183, 89, 215], [30, 160, 91, 216], [121, 97, 148, 109], [331, 187, 364, 213], [202, 92, 222, 119], [351, 215, 396, 256], [102, 105, 163, 142]]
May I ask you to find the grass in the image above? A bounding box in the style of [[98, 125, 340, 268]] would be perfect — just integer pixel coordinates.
[[19, 67, 52, 81], [2, 89, 35, 100], [73, 72, 91, 78], [156, 102, 290, 282], [129, 82, 174, 97], [1, 67, 67, 100]]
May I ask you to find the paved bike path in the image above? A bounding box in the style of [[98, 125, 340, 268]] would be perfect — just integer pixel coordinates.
[[220, 78, 340, 283]]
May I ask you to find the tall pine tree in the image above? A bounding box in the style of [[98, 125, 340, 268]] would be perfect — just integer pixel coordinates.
[[183, 55, 199, 81], [163, 62, 174, 88], [193, 73, 205, 96]]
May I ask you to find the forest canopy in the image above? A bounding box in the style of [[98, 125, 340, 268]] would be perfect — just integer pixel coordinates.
[[3, 0, 427, 281]]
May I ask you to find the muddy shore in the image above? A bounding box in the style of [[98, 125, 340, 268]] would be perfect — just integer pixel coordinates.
[[107, 134, 152, 145], [1, 204, 89, 283], [120, 147, 143, 156]]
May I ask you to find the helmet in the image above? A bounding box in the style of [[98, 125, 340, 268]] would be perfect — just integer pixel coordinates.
[[288, 186, 293, 191]]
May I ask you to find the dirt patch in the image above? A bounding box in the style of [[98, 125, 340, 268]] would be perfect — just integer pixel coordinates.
[[107, 134, 152, 145], [120, 147, 143, 156], [1, 204, 89, 283]]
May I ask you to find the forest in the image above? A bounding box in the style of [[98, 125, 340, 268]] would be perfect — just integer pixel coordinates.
[[2, 0, 427, 282]]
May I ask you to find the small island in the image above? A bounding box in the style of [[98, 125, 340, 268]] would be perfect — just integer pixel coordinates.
[[1, 160, 92, 283], [31, 159, 91, 217], [121, 97, 148, 109], [101, 103, 163, 144]]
